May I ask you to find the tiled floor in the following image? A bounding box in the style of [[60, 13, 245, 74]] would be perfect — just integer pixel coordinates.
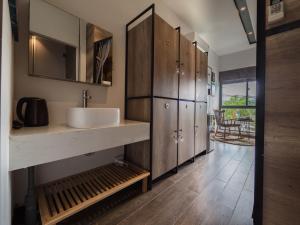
[[64, 141, 254, 225]]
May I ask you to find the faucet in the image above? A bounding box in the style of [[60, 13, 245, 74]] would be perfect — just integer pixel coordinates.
[[82, 90, 92, 108]]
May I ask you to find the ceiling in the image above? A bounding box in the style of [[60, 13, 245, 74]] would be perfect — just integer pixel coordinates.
[[47, 0, 257, 56], [162, 0, 257, 55]]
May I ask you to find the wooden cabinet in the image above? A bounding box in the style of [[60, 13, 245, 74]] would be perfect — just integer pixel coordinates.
[[263, 27, 300, 225], [152, 98, 178, 179], [179, 35, 195, 100], [154, 15, 179, 99], [126, 9, 208, 182], [196, 49, 208, 102], [195, 102, 207, 155], [178, 101, 195, 165]]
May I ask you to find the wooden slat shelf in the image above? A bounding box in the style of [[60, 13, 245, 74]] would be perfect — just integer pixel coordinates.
[[38, 163, 150, 225]]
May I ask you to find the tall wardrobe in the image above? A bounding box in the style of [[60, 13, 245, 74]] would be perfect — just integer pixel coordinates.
[[125, 5, 208, 182], [257, 1, 300, 224]]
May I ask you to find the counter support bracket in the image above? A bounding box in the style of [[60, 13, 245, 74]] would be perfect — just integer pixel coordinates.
[[25, 166, 37, 225]]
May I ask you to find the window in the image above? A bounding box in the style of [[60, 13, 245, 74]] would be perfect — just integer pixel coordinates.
[[248, 81, 256, 106], [221, 80, 256, 107], [220, 80, 256, 124]]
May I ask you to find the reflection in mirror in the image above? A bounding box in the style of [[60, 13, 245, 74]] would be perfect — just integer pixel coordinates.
[[80, 21, 113, 86], [29, 0, 113, 86], [29, 34, 77, 81]]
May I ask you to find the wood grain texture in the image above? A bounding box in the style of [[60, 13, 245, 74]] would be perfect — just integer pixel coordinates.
[[152, 98, 178, 179], [178, 101, 195, 165], [264, 27, 300, 225], [127, 16, 152, 97], [154, 15, 179, 99], [266, 0, 300, 29], [196, 49, 208, 102], [38, 163, 150, 225], [126, 98, 151, 170], [62, 143, 254, 225], [180, 35, 195, 100], [195, 102, 207, 155], [126, 98, 151, 122], [126, 140, 151, 170]]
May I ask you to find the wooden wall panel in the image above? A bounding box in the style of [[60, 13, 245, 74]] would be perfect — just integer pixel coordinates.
[[125, 98, 151, 170], [126, 141, 151, 170], [264, 27, 300, 225], [154, 15, 179, 99], [179, 35, 195, 100], [127, 16, 152, 97], [126, 98, 151, 122], [266, 0, 300, 29]]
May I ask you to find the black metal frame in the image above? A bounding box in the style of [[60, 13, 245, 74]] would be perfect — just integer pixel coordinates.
[[125, 4, 155, 189], [253, 0, 265, 224], [176, 26, 181, 173]]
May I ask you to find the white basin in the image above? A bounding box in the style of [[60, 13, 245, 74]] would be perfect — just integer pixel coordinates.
[[67, 107, 120, 128]]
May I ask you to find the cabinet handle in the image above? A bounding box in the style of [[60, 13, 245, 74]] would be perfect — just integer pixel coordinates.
[[173, 130, 178, 144], [178, 129, 184, 142], [195, 125, 199, 136], [164, 103, 169, 109]]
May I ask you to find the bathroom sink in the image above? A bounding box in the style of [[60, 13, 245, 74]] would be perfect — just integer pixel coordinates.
[[67, 107, 120, 128]]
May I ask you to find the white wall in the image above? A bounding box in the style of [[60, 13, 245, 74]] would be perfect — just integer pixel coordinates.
[[0, 0, 14, 223], [219, 46, 256, 72], [12, 0, 198, 206]]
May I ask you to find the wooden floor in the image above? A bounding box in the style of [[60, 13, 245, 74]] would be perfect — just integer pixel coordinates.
[[62, 142, 254, 225]]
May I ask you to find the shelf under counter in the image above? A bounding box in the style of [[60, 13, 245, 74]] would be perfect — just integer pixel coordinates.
[[9, 120, 150, 171]]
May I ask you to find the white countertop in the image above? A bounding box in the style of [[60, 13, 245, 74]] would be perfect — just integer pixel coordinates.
[[9, 120, 150, 171]]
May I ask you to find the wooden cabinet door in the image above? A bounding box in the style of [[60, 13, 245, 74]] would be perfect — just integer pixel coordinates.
[[152, 98, 178, 179], [263, 28, 300, 225], [178, 101, 195, 165], [196, 49, 208, 102], [154, 15, 179, 99], [195, 102, 207, 155], [179, 35, 195, 100]]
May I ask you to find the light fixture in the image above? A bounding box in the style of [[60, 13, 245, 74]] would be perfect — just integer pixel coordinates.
[[240, 6, 247, 11], [234, 0, 256, 44]]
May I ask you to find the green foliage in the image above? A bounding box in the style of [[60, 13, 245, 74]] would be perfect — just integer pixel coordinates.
[[222, 96, 256, 120]]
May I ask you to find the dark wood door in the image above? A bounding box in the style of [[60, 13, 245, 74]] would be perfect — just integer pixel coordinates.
[[178, 101, 195, 165], [263, 27, 300, 225], [179, 35, 195, 100], [154, 15, 179, 99], [196, 49, 208, 102], [152, 98, 178, 179], [195, 102, 207, 155]]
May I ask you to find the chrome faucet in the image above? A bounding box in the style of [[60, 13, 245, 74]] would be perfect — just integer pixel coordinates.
[[82, 90, 92, 108]]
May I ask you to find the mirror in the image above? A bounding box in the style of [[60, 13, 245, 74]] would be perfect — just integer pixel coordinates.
[[29, 0, 113, 86]]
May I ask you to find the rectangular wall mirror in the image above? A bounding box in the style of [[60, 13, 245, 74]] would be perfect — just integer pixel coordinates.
[[29, 0, 113, 86]]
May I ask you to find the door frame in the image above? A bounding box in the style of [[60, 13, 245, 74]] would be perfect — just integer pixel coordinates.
[[253, 0, 265, 224]]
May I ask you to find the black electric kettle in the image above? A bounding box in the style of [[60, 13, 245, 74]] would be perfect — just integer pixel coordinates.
[[16, 97, 49, 127]]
